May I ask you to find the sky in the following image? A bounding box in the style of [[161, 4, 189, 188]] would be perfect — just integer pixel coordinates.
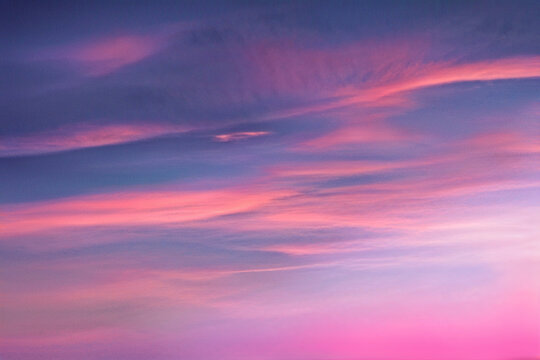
[[1, 1, 539, 359]]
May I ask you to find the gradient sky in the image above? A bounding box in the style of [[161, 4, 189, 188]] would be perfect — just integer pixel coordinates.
[[1, 1, 540, 359]]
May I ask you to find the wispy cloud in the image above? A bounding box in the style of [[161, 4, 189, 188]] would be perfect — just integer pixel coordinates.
[[0, 186, 293, 236], [0, 123, 187, 157], [258, 56, 540, 123], [33, 32, 171, 76]]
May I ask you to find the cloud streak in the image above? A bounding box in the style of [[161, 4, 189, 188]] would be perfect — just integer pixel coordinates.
[[0, 123, 187, 156]]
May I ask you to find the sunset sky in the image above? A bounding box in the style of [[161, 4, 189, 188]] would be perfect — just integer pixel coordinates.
[[1, 1, 539, 359]]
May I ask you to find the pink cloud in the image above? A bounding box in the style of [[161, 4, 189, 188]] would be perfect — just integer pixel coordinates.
[[259, 174, 539, 232], [0, 123, 187, 156], [258, 55, 540, 123], [0, 186, 293, 236], [463, 131, 540, 155], [299, 118, 420, 150], [244, 37, 430, 98], [246, 52, 540, 153], [338, 56, 540, 105], [270, 159, 421, 178], [275, 129, 540, 180], [256, 129, 540, 234], [35, 31, 172, 76]]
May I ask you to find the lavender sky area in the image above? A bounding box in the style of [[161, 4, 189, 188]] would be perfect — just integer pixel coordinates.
[[1, 1, 539, 359]]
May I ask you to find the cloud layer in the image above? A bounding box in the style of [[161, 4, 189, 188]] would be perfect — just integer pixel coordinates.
[[1, 2, 539, 360]]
